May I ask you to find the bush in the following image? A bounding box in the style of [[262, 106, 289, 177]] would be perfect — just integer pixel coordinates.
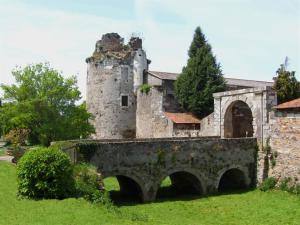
[[73, 163, 113, 207], [5, 128, 30, 147], [73, 163, 102, 198], [279, 178, 291, 192], [291, 184, 300, 195], [140, 84, 151, 94], [17, 147, 75, 199], [259, 177, 277, 191], [278, 178, 300, 195]]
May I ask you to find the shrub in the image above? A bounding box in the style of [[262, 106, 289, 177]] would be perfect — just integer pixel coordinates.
[[279, 178, 291, 192], [140, 84, 151, 94], [291, 184, 300, 195], [259, 177, 277, 191], [73, 163, 102, 198], [17, 147, 75, 199], [73, 163, 113, 207], [278, 178, 300, 195], [5, 128, 30, 147], [89, 190, 114, 209]]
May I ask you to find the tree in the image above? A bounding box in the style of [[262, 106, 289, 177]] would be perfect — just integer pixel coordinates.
[[0, 63, 94, 145], [273, 58, 300, 104], [175, 27, 226, 118]]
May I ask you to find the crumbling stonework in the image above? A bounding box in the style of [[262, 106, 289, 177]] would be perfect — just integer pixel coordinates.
[[59, 137, 257, 202], [86, 33, 148, 139], [136, 87, 173, 138], [268, 110, 300, 185]]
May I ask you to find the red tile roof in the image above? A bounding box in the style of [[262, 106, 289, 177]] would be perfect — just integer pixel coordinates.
[[164, 112, 201, 124], [274, 98, 300, 109]]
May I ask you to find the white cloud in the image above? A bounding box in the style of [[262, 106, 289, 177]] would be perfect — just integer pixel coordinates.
[[0, 0, 299, 99], [0, 2, 135, 98]]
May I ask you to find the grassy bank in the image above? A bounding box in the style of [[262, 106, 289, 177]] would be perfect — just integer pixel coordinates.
[[0, 148, 6, 156], [0, 161, 299, 225]]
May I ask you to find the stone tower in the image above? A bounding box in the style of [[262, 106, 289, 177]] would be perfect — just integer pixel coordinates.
[[86, 33, 148, 139]]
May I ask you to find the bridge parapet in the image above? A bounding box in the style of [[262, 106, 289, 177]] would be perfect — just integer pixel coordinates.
[[54, 137, 258, 202]]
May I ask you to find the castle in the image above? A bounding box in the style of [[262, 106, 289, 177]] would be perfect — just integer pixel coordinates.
[[86, 33, 275, 141], [86, 33, 300, 185]]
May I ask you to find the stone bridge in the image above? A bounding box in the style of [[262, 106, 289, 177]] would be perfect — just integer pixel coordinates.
[[58, 137, 257, 202]]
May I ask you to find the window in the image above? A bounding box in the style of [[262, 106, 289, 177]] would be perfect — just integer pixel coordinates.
[[143, 70, 148, 84], [121, 95, 129, 107], [121, 67, 129, 82]]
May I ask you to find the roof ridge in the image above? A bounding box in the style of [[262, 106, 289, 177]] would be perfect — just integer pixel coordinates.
[[148, 70, 273, 83]]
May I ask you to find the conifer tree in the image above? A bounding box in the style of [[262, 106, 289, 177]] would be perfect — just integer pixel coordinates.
[[175, 27, 226, 118]]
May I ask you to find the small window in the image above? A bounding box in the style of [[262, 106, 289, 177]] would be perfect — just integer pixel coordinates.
[[121, 67, 129, 82], [143, 70, 148, 84], [121, 95, 129, 107]]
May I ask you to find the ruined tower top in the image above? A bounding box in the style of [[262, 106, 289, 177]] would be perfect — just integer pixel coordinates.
[[95, 33, 124, 52], [129, 37, 142, 50], [86, 33, 143, 63]]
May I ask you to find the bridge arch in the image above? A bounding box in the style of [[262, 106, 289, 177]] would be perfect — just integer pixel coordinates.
[[155, 169, 206, 199], [224, 100, 254, 138], [217, 166, 250, 192], [102, 172, 146, 202]]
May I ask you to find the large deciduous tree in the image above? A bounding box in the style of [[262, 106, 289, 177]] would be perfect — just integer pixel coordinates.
[[273, 58, 300, 104], [0, 63, 94, 145], [175, 27, 226, 118]]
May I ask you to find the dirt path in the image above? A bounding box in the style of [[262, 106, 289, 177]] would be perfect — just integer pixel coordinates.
[[0, 156, 13, 162]]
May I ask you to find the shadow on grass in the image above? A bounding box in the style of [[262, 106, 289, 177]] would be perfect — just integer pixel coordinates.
[[109, 187, 256, 206]]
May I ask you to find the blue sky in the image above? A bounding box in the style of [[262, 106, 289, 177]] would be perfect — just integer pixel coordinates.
[[0, 0, 299, 99]]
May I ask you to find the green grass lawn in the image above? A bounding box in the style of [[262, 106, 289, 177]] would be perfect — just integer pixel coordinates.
[[0, 148, 6, 156], [1, 161, 300, 225]]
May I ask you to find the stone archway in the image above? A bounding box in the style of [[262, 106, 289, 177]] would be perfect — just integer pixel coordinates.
[[103, 174, 145, 202], [224, 100, 254, 138], [155, 170, 204, 199], [218, 168, 247, 192]]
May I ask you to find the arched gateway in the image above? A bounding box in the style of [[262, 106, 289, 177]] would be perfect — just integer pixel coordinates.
[[224, 100, 254, 138], [213, 87, 277, 143]]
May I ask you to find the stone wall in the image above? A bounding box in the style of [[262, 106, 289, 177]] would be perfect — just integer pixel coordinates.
[[199, 113, 219, 136], [268, 110, 300, 185], [136, 86, 202, 138], [136, 87, 172, 138], [58, 137, 258, 202], [86, 33, 149, 139], [173, 123, 201, 137], [87, 58, 137, 139]]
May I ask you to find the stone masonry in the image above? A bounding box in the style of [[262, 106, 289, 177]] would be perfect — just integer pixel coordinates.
[[268, 110, 300, 185], [59, 137, 258, 202], [86, 33, 149, 139], [85, 32, 298, 188]]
